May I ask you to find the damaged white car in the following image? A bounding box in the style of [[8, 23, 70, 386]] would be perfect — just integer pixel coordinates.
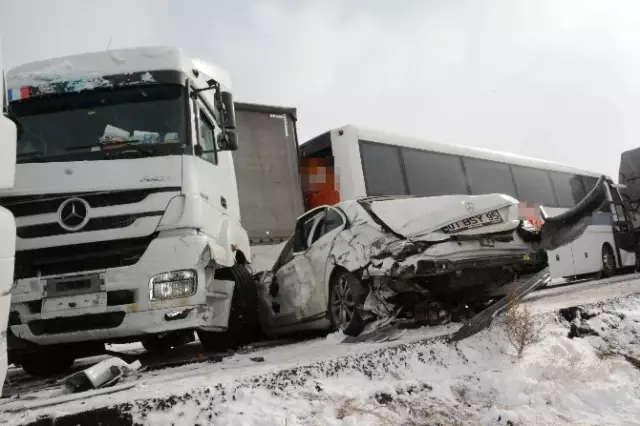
[[256, 177, 608, 337]]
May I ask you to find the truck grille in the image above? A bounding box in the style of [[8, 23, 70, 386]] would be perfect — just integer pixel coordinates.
[[28, 312, 126, 336], [0, 187, 180, 218], [16, 211, 164, 239], [14, 233, 158, 279]]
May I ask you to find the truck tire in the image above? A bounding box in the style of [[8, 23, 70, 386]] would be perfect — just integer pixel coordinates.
[[19, 350, 75, 377], [197, 264, 259, 352], [328, 269, 368, 337], [601, 245, 617, 278], [141, 335, 173, 353]]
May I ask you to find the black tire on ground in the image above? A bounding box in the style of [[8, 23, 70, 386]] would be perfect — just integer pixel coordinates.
[[19, 350, 75, 377], [601, 245, 617, 278], [141, 335, 172, 353], [327, 269, 369, 337], [197, 263, 259, 352]]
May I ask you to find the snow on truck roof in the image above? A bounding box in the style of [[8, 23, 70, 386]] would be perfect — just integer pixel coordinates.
[[320, 125, 606, 179], [5, 46, 231, 92]]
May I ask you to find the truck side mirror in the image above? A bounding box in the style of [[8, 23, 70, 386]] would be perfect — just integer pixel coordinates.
[[217, 130, 238, 151], [221, 91, 236, 129]]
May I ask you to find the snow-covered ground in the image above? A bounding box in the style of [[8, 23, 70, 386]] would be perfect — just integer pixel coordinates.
[[128, 294, 639, 426], [4, 287, 640, 426]]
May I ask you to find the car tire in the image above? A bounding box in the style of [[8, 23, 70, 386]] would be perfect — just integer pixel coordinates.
[[601, 245, 617, 278], [328, 269, 368, 337], [20, 350, 75, 377], [197, 263, 259, 352]]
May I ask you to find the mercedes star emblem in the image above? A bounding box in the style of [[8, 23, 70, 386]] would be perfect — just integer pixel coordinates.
[[57, 197, 91, 232], [464, 202, 475, 213]]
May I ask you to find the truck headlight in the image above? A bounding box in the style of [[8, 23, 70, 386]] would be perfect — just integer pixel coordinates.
[[149, 269, 197, 300]]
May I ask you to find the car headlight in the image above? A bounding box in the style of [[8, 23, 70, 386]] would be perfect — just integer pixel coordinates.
[[149, 269, 197, 300]]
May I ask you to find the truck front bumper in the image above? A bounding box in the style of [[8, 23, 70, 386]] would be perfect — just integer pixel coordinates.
[[8, 232, 233, 347]]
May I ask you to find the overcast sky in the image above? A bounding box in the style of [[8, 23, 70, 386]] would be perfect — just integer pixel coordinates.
[[2, 0, 640, 180]]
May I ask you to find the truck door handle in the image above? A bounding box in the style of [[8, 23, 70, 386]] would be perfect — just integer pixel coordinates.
[[221, 196, 227, 209]]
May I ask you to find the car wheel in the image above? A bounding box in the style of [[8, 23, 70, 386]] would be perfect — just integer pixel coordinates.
[[20, 349, 75, 377], [328, 269, 368, 337], [197, 263, 259, 352], [601, 245, 617, 278]]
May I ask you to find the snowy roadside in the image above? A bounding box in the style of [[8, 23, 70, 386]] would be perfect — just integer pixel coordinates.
[[132, 294, 640, 426], [8, 293, 638, 426]]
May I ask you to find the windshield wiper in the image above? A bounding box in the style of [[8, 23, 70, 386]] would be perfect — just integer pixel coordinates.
[[16, 150, 47, 163], [66, 140, 154, 156]]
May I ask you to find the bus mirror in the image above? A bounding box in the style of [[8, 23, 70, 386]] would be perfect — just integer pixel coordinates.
[[221, 91, 236, 129], [218, 130, 238, 151]]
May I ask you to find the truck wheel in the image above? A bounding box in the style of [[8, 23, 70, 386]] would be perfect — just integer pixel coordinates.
[[328, 269, 368, 337], [141, 336, 172, 353], [197, 264, 259, 352], [142, 330, 195, 353], [601, 245, 617, 278], [20, 350, 75, 377]]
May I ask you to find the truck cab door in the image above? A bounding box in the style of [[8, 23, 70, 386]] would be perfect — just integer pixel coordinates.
[[191, 95, 235, 232]]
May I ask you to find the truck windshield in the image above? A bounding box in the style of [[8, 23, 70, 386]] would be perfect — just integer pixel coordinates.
[[9, 84, 187, 164]]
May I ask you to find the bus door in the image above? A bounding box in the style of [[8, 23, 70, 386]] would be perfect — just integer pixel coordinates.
[[611, 202, 637, 253]]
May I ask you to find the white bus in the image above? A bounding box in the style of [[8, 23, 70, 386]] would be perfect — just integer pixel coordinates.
[[299, 125, 637, 280]]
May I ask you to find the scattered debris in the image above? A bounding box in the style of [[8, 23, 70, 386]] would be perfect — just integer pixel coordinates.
[[63, 357, 142, 393]]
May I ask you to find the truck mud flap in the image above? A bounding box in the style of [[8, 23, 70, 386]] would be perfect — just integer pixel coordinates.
[[449, 268, 550, 342], [538, 175, 608, 251]]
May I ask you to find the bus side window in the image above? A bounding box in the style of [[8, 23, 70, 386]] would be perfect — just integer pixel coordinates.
[[400, 148, 469, 197], [511, 165, 558, 207], [359, 140, 407, 196]]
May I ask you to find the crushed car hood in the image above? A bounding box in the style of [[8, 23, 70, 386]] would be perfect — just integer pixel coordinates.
[[364, 194, 518, 240]]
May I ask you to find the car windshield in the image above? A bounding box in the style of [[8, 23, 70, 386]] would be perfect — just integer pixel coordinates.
[[9, 84, 187, 164]]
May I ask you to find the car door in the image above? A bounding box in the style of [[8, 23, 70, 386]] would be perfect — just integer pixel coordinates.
[[273, 208, 325, 323], [274, 206, 348, 324], [301, 206, 348, 319]]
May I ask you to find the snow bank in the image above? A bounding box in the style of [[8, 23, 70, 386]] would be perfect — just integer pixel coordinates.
[[120, 294, 640, 426], [5, 294, 639, 425]]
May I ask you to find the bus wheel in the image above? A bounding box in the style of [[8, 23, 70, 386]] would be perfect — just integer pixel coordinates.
[[601, 245, 617, 278]]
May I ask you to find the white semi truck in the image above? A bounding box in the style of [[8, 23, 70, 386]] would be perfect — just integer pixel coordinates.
[[0, 38, 18, 388], [1, 47, 308, 376]]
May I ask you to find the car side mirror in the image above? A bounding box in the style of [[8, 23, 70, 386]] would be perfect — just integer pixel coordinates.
[[217, 130, 238, 151], [194, 144, 203, 156]]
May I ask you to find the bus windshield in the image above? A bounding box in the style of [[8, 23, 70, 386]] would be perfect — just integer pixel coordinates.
[[9, 84, 187, 164]]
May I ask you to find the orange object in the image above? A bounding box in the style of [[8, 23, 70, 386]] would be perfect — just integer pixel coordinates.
[[301, 157, 340, 209]]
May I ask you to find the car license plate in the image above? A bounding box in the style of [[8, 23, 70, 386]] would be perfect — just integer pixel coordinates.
[[41, 292, 107, 319], [441, 210, 503, 234]]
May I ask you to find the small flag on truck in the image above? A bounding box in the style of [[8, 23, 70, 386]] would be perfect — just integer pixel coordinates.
[[7, 87, 30, 102]]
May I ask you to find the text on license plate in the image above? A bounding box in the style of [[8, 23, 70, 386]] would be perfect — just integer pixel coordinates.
[[441, 210, 503, 234]]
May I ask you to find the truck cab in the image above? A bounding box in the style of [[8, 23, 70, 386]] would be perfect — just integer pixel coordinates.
[[0, 38, 18, 388], [0, 47, 257, 376]]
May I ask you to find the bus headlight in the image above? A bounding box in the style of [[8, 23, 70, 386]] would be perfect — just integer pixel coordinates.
[[149, 270, 197, 300]]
